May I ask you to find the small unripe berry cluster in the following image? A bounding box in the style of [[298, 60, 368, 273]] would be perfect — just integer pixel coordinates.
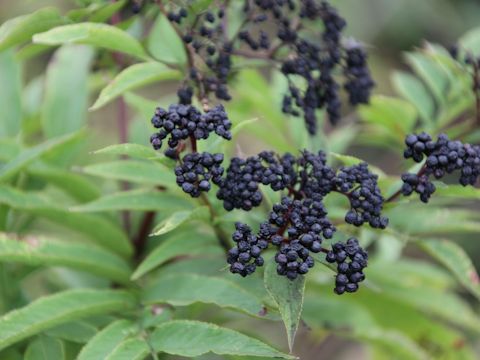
[[335, 163, 388, 229], [175, 152, 224, 197], [402, 133, 480, 202], [227, 223, 268, 277], [150, 104, 232, 157], [326, 238, 368, 294]]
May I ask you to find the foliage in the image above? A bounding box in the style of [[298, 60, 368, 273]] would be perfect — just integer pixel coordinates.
[[0, 1, 480, 359]]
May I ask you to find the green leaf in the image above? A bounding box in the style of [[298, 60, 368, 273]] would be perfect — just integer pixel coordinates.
[[142, 273, 265, 317], [71, 189, 191, 212], [0, 185, 132, 257], [355, 329, 429, 360], [0, 131, 83, 182], [435, 184, 480, 199], [93, 143, 159, 159], [405, 52, 449, 102], [0, 289, 135, 351], [148, 14, 186, 64], [28, 163, 100, 202], [77, 320, 137, 360], [24, 336, 65, 360], [0, 235, 132, 284], [80, 160, 175, 186], [147, 320, 295, 358], [88, 0, 127, 23], [418, 239, 480, 301], [46, 321, 98, 344], [104, 338, 149, 360], [264, 259, 305, 352], [131, 232, 221, 280], [459, 26, 480, 57], [392, 71, 435, 124], [33, 23, 149, 60], [374, 276, 480, 332], [90, 62, 181, 110], [189, 0, 214, 13], [0, 51, 22, 137], [0, 7, 66, 52], [151, 207, 209, 236], [42, 45, 94, 137], [359, 95, 417, 140]]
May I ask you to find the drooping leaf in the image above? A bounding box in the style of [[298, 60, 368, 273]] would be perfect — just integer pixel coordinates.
[[0, 185, 132, 257], [148, 14, 186, 64], [90, 62, 181, 110], [80, 160, 175, 186], [0, 7, 66, 52], [131, 231, 221, 280], [33, 23, 149, 60], [142, 273, 265, 317], [417, 239, 480, 300], [93, 143, 159, 159], [24, 336, 66, 360], [0, 51, 22, 137], [264, 259, 305, 352], [151, 207, 209, 236], [147, 320, 295, 358], [42, 45, 94, 137], [71, 189, 192, 212], [77, 320, 137, 360], [0, 235, 132, 284], [0, 289, 136, 351], [0, 131, 84, 181]]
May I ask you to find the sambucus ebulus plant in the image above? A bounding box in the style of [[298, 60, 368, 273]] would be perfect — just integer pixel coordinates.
[[1, 0, 480, 358]]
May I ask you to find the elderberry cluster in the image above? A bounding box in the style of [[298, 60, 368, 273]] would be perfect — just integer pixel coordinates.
[[335, 163, 388, 229], [164, 1, 373, 134], [150, 104, 232, 157], [216, 152, 295, 211], [271, 197, 335, 279], [222, 151, 385, 294], [175, 152, 224, 198], [401, 133, 480, 202], [227, 223, 267, 277], [326, 238, 368, 294]]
